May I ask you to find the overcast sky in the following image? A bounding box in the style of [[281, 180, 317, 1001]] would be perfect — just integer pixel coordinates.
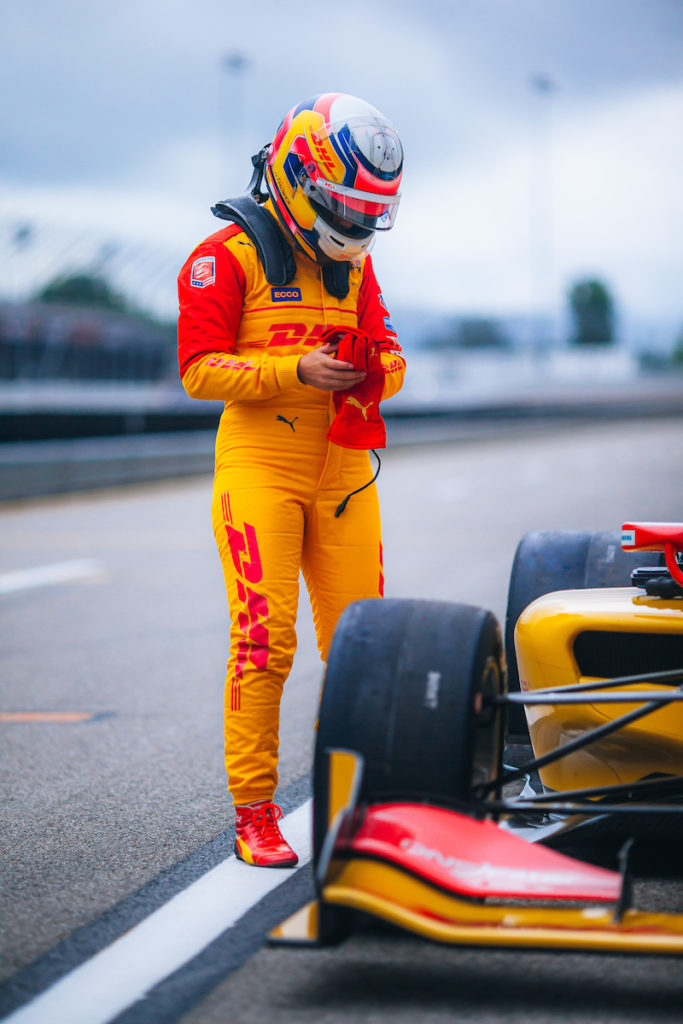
[[1, 0, 682, 336]]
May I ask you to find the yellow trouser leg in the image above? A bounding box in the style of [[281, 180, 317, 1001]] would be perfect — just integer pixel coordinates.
[[302, 448, 383, 662], [212, 463, 304, 806], [212, 442, 383, 805]]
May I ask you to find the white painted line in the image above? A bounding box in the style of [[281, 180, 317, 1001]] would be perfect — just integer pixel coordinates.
[[3, 799, 312, 1024], [0, 560, 104, 595]]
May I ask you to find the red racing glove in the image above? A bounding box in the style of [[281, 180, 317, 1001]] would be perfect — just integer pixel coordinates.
[[323, 326, 386, 450]]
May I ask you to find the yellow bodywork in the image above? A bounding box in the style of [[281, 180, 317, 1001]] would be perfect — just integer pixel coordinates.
[[271, 858, 683, 955], [515, 588, 683, 791], [322, 859, 683, 954]]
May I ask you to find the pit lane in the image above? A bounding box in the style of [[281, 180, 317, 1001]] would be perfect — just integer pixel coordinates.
[[1, 417, 683, 1023]]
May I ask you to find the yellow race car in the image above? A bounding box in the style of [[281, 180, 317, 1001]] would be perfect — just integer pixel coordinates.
[[271, 522, 683, 955]]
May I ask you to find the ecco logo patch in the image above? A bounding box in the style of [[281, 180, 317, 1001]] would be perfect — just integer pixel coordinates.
[[271, 287, 302, 302], [191, 256, 215, 288]]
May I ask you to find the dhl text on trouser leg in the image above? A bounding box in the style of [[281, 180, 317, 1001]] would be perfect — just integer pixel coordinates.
[[211, 400, 382, 806]]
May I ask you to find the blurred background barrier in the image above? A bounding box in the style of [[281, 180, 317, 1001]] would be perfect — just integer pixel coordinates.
[[2, 297, 683, 501], [0, 298, 175, 384], [2, 372, 683, 501]]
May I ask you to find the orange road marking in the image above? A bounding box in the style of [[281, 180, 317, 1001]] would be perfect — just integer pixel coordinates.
[[0, 711, 101, 723]]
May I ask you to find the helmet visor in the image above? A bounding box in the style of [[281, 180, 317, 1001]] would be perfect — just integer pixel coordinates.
[[304, 177, 400, 231], [317, 114, 404, 182]]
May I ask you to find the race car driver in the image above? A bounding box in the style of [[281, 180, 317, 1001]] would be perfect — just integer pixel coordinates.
[[177, 93, 405, 867]]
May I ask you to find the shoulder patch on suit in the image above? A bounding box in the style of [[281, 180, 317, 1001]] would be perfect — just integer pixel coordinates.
[[191, 256, 215, 288]]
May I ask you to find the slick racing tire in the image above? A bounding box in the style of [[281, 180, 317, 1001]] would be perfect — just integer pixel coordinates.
[[505, 530, 660, 741], [313, 598, 505, 865]]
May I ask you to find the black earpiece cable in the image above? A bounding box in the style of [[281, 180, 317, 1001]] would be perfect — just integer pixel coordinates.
[[335, 449, 382, 517]]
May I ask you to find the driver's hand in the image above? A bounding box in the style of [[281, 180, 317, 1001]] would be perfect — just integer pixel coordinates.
[[297, 343, 367, 392]]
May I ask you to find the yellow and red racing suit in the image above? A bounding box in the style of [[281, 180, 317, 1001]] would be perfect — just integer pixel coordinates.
[[177, 219, 405, 805]]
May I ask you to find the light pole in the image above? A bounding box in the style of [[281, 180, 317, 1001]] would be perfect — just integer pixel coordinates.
[[221, 52, 251, 191], [529, 73, 556, 351]]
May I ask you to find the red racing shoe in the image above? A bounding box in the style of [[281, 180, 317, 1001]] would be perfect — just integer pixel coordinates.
[[234, 801, 299, 868]]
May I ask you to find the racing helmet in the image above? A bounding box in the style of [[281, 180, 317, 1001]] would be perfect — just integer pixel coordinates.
[[265, 93, 403, 264]]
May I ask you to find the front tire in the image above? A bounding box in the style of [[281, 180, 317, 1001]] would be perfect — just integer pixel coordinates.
[[313, 598, 505, 864]]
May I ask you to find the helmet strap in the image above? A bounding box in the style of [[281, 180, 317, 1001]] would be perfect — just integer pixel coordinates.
[[246, 145, 270, 203], [322, 261, 350, 300]]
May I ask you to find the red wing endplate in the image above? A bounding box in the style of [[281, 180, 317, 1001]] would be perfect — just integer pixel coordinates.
[[340, 803, 621, 903], [622, 521, 683, 586]]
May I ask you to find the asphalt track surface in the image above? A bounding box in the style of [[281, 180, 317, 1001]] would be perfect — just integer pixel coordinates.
[[1, 417, 683, 1023]]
